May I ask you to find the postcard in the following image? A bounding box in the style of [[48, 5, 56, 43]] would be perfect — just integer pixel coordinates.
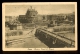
[[2, 2, 77, 51]]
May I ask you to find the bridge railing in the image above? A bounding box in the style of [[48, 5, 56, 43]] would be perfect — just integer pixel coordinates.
[[35, 28, 75, 47]]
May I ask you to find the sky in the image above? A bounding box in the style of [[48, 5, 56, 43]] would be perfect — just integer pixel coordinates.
[[5, 4, 75, 16]]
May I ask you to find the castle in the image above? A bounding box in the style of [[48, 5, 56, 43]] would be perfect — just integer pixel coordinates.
[[19, 6, 38, 23]]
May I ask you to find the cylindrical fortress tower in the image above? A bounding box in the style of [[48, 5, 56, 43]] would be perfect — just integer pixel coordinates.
[[26, 6, 38, 23], [19, 6, 38, 23]]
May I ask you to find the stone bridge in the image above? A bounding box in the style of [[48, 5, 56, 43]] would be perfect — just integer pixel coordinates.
[[35, 28, 75, 48]]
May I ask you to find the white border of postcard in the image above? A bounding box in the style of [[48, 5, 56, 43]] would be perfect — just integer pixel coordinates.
[[2, 2, 77, 51]]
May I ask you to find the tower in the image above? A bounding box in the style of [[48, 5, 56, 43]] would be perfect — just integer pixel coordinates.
[[26, 6, 38, 23], [19, 6, 38, 23]]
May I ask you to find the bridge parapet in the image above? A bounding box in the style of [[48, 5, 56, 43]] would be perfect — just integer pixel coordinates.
[[35, 28, 75, 48]]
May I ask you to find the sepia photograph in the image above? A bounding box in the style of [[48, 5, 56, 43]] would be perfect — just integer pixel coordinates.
[[2, 2, 77, 51]]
